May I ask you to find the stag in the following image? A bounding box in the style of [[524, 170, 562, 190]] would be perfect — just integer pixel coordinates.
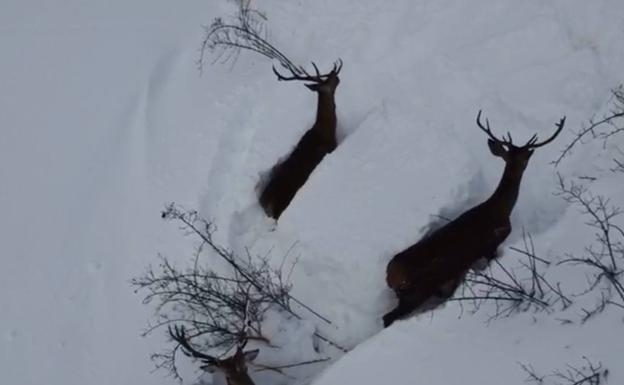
[[259, 60, 343, 219], [169, 325, 259, 385], [383, 111, 566, 327]]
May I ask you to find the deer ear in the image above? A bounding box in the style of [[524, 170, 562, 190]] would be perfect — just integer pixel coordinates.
[[243, 349, 259, 362], [200, 363, 218, 373], [304, 83, 321, 92], [487, 139, 507, 158]]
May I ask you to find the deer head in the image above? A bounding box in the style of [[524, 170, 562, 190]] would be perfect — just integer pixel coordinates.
[[169, 326, 259, 385], [272, 60, 343, 95], [475, 110, 566, 216], [477, 110, 565, 172]]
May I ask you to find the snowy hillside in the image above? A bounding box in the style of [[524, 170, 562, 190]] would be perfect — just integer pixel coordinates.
[[1, 1, 623, 385]]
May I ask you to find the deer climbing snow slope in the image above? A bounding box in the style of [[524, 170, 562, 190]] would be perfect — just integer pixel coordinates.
[[383, 110, 565, 327], [259, 60, 343, 220]]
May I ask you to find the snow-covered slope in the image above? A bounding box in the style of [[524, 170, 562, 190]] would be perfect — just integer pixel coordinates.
[[0, 1, 220, 384], [1, 1, 623, 384]]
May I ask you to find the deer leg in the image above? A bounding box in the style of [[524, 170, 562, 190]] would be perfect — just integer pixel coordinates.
[[471, 255, 492, 271], [382, 306, 406, 327], [483, 240, 504, 263], [383, 291, 428, 327], [435, 277, 462, 299], [473, 225, 510, 265], [486, 225, 510, 260], [485, 247, 500, 261], [471, 244, 503, 272], [259, 187, 275, 218], [474, 229, 508, 269]]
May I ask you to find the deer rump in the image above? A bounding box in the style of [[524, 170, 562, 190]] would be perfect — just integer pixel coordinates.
[[386, 204, 511, 314], [259, 128, 336, 219]]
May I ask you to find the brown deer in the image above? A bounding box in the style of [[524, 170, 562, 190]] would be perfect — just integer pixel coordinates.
[[383, 111, 565, 327], [169, 325, 259, 385], [259, 60, 343, 219]]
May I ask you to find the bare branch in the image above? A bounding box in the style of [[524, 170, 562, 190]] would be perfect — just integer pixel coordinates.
[[555, 175, 624, 320], [453, 230, 571, 319], [553, 85, 624, 166], [134, 204, 348, 377], [519, 358, 607, 385], [199, 2, 303, 75], [253, 357, 331, 373]]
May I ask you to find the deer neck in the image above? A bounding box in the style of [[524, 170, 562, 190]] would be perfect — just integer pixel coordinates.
[[312, 92, 337, 141], [487, 163, 526, 217]]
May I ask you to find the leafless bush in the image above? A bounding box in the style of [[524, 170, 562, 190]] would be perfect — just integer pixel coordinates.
[[199, 0, 306, 75], [612, 147, 624, 173], [554, 85, 624, 167], [157, 204, 337, 326], [132, 204, 346, 378], [555, 175, 624, 322], [134, 255, 283, 344], [520, 357, 608, 385], [133, 257, 284, 378], [132, 208, 293, 377], [452, 231, 571, 320]]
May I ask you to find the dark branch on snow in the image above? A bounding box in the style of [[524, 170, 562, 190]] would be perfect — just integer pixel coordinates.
[[553, 85, 624, 166], [198, 0, 308, 76], [452, 230, 571, 320], [519, 357, 608, 385], [555, 175, 624, 321]]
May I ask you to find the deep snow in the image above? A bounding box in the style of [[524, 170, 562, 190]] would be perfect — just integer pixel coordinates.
[[1, 1, 624, 385]]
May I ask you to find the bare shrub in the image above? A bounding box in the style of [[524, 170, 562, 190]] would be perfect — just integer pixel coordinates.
[[520, 357, 608, 385], [453, 231, 571, 320], [554, 85, 624, 167], [199, 0, 308, 75], [555, 175, 624, 322], [132, 205, 346, 379]]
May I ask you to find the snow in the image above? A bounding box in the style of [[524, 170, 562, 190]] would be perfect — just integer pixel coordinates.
[[1, 0, 623, 385]]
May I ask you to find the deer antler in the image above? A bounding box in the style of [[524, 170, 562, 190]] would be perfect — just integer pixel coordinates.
[[334, 59, 343, 75], [523, 116, 566, 149], [168, 325, 217, 365], [476, 110, 566, 149], [272, 59, 343, 83], [476, 110, 513, 146]]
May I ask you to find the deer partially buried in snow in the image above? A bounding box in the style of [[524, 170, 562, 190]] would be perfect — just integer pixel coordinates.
[[383, 111, 565, 327], [259, 60, 343, 220]]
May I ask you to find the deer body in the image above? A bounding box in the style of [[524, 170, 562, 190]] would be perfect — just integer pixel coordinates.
[[386, 202, 511, 291], [383, 111, 565, 327], [259, 61, 342, 219]]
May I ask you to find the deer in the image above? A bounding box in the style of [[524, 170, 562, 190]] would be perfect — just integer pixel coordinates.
[[259, 60, 343, 220], [169, 325, 259, 385], [382, 110, 566, 327]]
